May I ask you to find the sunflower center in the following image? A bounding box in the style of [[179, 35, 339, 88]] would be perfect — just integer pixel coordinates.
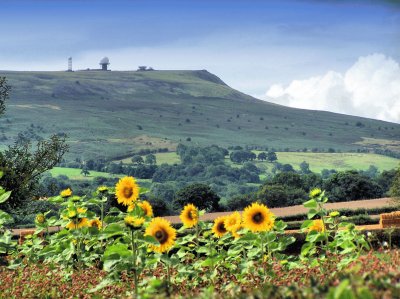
[[188, 210, 196, 220], [155, 229, 168, 244], [123, 187, 133, 198], [217, 222, 227, 233], [252, 212, 264, 224]]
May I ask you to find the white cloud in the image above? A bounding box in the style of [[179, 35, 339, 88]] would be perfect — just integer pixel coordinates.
[[263, 53, 400, 123]]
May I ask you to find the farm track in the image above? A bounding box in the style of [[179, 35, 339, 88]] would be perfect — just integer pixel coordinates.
[[10, 198, 398, 236]]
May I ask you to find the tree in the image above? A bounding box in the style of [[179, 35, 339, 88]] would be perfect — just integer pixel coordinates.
[[389, 166, 400, 198], [0, 78, 69, 210], [376, 169, 397, 194], [324, 171, 383, 202], [257, 184, 306, 207], [131, 155, 144, 165], [229, 150, 254, 164], [258, 152, 267, 161], [267, 151, 277, 163], [173, 183, 220, 212], [0, 134, 69, 210], [80, 167, 90, 177], [145, 154, 157, 165], [299, 161, 311, 174]]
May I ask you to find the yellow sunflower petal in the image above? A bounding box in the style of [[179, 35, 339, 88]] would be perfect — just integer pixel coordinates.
[[125, 216, 145, 229], [60, 188, 72, 198], [145, 217, 176, 253], [89, 218, 102, 229], [139, 200, 153, 217], [180, 204, 199, 228], [309, 219, 325, 232], [242, 202, 275, 233], [115, 176, 140, 206], [66, 218, 89, 230], [212, 216, 227, 238], [224, 211, 241, 232]]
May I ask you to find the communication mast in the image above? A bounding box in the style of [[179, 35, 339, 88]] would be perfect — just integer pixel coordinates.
[[68, 57, 73, 72]]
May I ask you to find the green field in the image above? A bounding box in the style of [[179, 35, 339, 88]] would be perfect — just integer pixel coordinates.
[[47, 167, 152, 186], [273, 152, 400, 172], [48, 167, 123, 180], [234, 151, 400, 173], [1, 70, 400, 161], [117, 151, 400, 173], [117, 152, 180, 165]]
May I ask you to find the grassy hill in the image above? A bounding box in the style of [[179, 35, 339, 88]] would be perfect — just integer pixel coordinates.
[[1, 70, 400, 160]]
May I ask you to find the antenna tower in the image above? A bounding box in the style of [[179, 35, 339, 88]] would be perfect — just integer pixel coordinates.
[[68, 57, 72, 72]]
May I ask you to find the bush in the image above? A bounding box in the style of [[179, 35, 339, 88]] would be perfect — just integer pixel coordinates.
[[9, 200, 61, 228]]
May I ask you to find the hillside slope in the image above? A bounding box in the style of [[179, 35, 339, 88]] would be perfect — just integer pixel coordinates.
[[1, 70, 399, 160]]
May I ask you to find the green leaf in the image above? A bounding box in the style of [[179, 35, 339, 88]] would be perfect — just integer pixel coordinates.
[[139, 187, 149, 194], [0, 191, 11, 204], [48, 196, 64, 203], [88, 278, 115, 293], [103, 243, 130, 259], [303, 199, 317, 209], [300, 219, 313, 229], [100, 223, 124, 239], [307, 209, 318, 219], [139, 235, 159, 245]]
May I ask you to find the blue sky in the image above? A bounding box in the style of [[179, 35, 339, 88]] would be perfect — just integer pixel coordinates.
[[1, 0, 400, 122]]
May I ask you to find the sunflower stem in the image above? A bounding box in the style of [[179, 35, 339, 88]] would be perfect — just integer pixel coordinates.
[[100, 199, 105, 229], [209, 237, 215, 286], [131, 229, 138, 298], [195, 223, 200, 259], [261, 234, 266, 281], [167, 261, 171, 295]]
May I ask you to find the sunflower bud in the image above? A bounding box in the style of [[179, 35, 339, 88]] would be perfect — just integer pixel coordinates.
[[35, 213, 45, 224], [309, 188, 322, 199], [97, 186, 108, 193], [329, 211, 340, 217], [124, 216, 145, 230], [68, 209, 77, 219], [60, 188, 72, 198]]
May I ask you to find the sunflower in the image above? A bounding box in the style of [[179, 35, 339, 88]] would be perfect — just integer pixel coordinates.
[[309, 188, 322, 199], [67, 209, 77, 219], [66, 217, 89, 230], [127, 201, 154, 217], [60, 188, 72, 198], [97, 186, 108, 193], [224, 212, 241, 232], [145, 217, 176, 253], [115, 176, 139, 206], [231, 229, 241, 239], [77, 207, 87, 214], [125, 216, 145, 229], [329, 211, 340, 218], [138, 201, 153, 217], [242, 202, 275, 233], [89, 218, 102, 229], [35, 213, 45, 224], [180, 204, 199, 228], [212, 216, 227, 238], [309, 219, 325, 232]]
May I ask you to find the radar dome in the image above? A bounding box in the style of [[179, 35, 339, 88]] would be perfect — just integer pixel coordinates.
[[99, 57, 110, 65]]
